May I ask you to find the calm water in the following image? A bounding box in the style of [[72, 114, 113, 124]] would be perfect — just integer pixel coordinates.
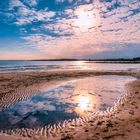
[[0, 60, 140, 72], [0, 75, 136, 130]]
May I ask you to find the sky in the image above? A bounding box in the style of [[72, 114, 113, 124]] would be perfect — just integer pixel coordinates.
[[0, 0, 140, 60]]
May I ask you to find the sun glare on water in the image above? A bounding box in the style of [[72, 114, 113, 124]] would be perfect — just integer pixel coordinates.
[[73, 90, 95, 115], [78, 95, 90, 111]]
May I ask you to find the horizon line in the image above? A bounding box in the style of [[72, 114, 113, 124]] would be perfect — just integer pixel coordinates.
[[0, 57, 140, 61]]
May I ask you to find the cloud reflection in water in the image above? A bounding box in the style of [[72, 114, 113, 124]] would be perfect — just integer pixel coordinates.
[[0, 75, 135, 130]]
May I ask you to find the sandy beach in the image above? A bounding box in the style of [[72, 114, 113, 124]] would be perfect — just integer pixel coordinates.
[[0, 70, 140, 140], [1, 0, 140, 139]]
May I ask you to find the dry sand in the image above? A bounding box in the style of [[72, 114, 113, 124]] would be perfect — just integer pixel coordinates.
[[0, 70, 140, 140]]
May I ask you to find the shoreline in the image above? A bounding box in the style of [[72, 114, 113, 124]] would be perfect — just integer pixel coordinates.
[[0, 70, 139, 99], [0, 70, 140, 140]]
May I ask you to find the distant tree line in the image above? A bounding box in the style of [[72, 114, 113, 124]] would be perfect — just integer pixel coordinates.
[[31, 57, 140, 63]]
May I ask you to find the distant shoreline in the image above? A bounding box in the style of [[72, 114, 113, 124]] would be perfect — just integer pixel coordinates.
[[0, 59, 140, 63]]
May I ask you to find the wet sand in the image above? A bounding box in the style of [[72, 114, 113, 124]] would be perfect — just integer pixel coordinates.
[[0, 70, 140, 140]]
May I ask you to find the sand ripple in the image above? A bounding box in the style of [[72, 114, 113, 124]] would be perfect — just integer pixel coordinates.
[[0, 71, 139, 140], [0, 84, 132, 139]]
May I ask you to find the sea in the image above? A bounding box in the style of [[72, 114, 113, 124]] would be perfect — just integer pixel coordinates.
[[0, 60, 140, 72]]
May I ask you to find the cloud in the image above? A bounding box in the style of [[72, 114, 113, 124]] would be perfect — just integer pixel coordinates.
[[0, 0, 140, 59], [9, 0, 25, 8], [0, 0, 56, 25], [22, 34, 127, 59], [15, 9, 56, 25], [22, 0, 38, 7]]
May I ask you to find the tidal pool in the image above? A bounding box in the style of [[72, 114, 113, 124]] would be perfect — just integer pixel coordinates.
[[0, 75, 136, 130]]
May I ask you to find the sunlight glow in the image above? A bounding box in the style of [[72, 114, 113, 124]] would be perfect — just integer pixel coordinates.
[[74, 8, 95, 29], [73, 91, 96, 115], [78, 95, 90, 111], [75, 61, 90, 70]]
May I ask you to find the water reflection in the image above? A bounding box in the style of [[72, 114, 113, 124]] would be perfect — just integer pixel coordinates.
[[0, 75, 136, 130], [73, 90, 95, 115], [78, 95, 90, 111], [0, 61, 140, 73]]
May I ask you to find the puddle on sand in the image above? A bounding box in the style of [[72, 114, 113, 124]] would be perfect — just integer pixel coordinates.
[[0, 75, 136, 130]]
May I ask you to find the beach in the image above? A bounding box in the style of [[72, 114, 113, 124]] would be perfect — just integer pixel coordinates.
[[0, 71, 140, 140], [1, 0, 140, 139], [0, 70, 140, 140]]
